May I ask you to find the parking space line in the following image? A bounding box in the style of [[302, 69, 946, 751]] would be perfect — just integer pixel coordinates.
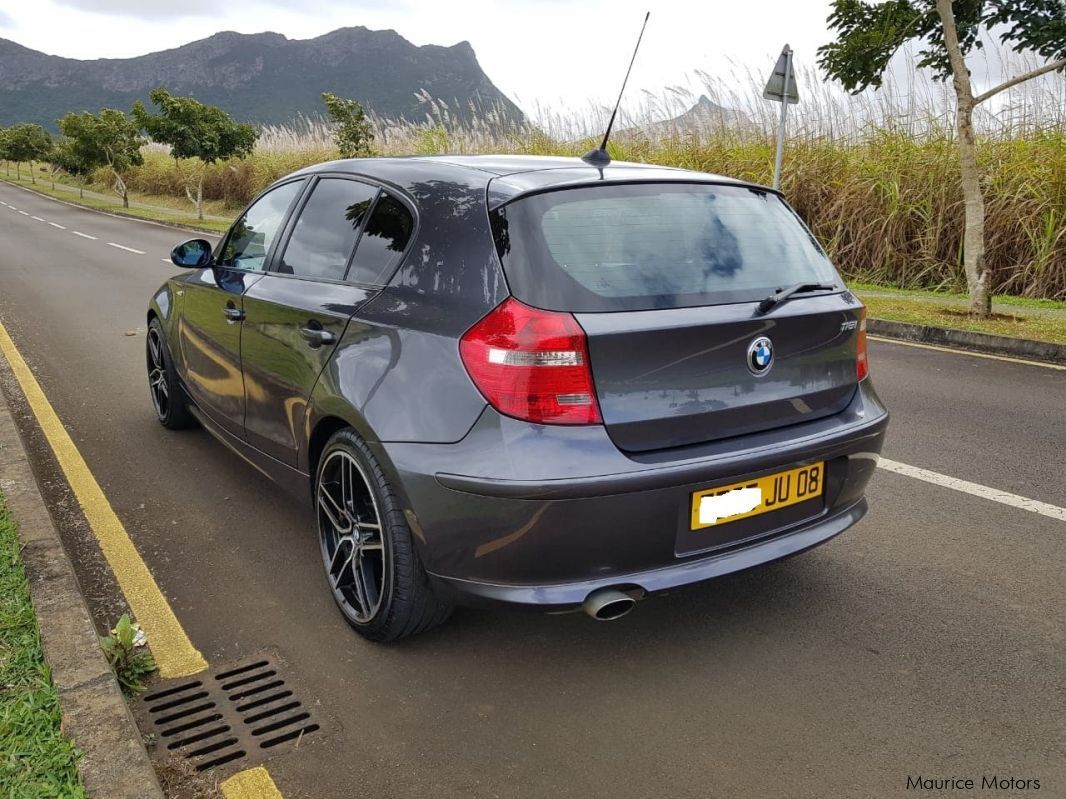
[[72, 231, 97, 240], [0, 317, 207, 678], [220, 766, 285, 799], [107, 242, 146, 255], [869, 335, 1066, 371], [878, 458, 1066, 522]]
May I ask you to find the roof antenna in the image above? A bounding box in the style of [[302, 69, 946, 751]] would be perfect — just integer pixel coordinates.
[[581, 11, 650, 168]]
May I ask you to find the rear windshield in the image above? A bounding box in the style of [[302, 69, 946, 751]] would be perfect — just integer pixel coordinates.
[[490, 183, 839, 312]]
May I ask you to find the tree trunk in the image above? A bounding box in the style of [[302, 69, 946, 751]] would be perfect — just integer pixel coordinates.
[[197, 173, 204, 221], [936, 0, 991, 317], [29, 161, 35, 184], [15, 162, 20, 180]]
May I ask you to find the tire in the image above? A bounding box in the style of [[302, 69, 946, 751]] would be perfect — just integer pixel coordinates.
[[146, 318, 196, 430], [315, 429, 452, 641]]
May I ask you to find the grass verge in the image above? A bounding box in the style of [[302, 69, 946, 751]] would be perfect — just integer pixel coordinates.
[[0, 174, 231, 234], [849, 281, 1066, 311], [859, 294, 1066, 345], [0, 497, 86, 799]]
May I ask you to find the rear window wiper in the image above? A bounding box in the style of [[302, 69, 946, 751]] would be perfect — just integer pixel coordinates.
[[754, 282, 837, 316]]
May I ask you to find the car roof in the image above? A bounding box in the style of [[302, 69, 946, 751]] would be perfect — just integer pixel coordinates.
[[290, 155, 763, 209]]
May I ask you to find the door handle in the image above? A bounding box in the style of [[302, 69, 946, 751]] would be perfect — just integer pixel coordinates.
[[223, 306, 245, 322], [300, 325, 336, 347]]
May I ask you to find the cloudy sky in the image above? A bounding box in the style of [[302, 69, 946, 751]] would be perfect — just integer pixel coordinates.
[[0, 0, 849, 110], [0, 0, 1046, 123]]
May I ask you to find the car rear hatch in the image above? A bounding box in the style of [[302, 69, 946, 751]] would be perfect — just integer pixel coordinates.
[[488, 180, 863, 453]]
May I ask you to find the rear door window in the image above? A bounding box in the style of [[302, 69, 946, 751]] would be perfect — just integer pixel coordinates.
[[490, 183, 839, 312], [347, 193, 414, 285], [276, 178, 379, 281]]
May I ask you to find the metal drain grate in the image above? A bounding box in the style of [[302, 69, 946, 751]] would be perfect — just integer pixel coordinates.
[[140, 655, 322, 772]]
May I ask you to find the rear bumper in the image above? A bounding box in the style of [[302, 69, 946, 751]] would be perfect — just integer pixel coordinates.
[[379, 380, 888, 608], [430, 498, 867, 608]]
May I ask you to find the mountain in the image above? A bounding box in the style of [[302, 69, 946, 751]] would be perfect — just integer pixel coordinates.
[[620, 95, 750, 138], [0, 28, 524, 129]]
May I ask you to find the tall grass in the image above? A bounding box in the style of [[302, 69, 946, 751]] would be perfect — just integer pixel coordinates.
[[91, 58, 1066, 299]]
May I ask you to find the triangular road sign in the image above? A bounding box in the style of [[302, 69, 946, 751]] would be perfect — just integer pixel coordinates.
[[763, 45, 799, 104]]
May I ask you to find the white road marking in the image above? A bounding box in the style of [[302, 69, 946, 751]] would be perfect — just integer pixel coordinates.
[[161, 258, 171, 264], [31, 215, 45, 222], [72, 231, 97, 240], [869, 335, 1065, 371], [17, 210, 29, 216], [49, 222, 66, 229], [107, 242, 146, 255], [878, 457, 1066, 522]]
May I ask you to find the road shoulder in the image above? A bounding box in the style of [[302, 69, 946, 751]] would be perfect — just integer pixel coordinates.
[[0, 369, 164, 799], [867, 317, 1066, 365]]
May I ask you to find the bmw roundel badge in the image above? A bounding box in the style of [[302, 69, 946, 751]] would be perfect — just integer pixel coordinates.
[[747, 336, 774, 376]]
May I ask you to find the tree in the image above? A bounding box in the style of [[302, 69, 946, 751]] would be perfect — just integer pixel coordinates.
[[57, 109, 145, 207], [49, 136, 97, 198], [0, 128, 11, 177], [322, 92, 376, 158], [132, 87, 257, 219], [819, 0, 1066, 316], [4, 123, 53, 183]]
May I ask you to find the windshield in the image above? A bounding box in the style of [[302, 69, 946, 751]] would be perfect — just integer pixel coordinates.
[[490, 183, 840, 312]]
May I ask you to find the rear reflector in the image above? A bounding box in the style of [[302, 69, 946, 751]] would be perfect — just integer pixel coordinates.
[[460, 297, 602, 425], [857, 305, 869, 381]]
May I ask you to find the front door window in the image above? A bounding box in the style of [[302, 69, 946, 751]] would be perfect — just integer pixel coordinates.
[[218, 181, 305, 272]]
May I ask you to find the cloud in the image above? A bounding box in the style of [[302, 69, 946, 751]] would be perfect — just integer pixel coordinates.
[[51, 0, 393, 21]]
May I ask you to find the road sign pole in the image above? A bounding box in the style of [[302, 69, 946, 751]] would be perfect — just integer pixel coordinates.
[[772, 46, 793, 190]]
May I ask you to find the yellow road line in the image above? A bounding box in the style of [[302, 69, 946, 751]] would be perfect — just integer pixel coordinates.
[[0, 318, 207, 677], [868, 335, 1066, 371], [220, 767, 285, 799]]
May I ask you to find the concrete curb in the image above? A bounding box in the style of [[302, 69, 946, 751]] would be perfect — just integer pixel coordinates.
[[867, 318, 1066, 365], [0, 380, 164, 798]]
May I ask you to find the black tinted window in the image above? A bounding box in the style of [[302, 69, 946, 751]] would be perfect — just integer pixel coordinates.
[[218, 181, 304, 271], [348, 193, 414, 284], [278, 179, 379, 281], [491, 183, 839, 312]]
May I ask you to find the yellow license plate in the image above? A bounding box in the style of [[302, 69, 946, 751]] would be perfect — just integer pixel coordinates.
[[690, 462, 824, 530]]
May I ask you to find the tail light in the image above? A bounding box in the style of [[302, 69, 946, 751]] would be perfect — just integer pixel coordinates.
[[856, 305, 869, 381], [460, 297, 602, 425]]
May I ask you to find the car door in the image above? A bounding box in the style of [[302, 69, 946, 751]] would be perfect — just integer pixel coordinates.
[[240, 176, 414, 465], [176, 179, 306, 436]]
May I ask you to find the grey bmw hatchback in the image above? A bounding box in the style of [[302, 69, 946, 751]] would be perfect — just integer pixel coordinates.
[[148, 155, 888, 641]]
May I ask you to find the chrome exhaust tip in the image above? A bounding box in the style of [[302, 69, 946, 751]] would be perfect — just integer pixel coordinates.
[[582, 588, 636, 621]]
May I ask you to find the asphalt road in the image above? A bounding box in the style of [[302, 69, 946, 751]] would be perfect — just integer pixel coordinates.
[[1, 181, 1063, 799]]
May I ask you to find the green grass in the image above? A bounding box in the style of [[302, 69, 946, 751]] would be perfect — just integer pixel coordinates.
[[861, 295, 1066, 345], [0, 498, 86, 799], [849, 281, 1066, 311], [0, 173, 232, 234]]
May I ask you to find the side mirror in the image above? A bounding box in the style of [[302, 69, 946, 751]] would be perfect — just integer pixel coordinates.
[[170, 239, 213, 268]]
